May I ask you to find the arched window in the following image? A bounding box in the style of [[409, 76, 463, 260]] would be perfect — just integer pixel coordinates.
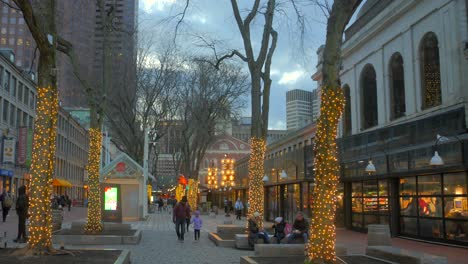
[[420, 32, 441, 109], [360, 65, 378, 129], [342, 85, 352, 136], [389, 53, 406, 120]]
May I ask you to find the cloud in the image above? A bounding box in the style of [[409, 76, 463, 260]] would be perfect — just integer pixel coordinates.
[[142, 0, 177, 13], [278, 70, 306, 85], [269, 120, 286, 130], [270, 69, 280, 76]]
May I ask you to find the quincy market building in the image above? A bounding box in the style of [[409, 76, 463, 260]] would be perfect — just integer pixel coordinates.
[[234, 0, 468, 246]]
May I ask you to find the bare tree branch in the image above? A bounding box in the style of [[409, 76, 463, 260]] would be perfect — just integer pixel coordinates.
[[0, 0, 20, 11], [173, 0, 190, 44]]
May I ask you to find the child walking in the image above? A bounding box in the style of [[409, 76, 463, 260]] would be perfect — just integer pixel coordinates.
[[190, 210, 203, 240]]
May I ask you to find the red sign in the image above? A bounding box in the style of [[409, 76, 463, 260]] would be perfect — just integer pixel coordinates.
[[18, 127, 27, 165], [116, 162, 126, 172], [178, 175, 187, 185]]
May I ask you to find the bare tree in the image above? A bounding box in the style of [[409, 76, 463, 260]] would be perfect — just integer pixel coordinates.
[[306, 1, 362, 263], [177, 59, 248, 181], [8, 0, 59, 254], [107, 36, 182, 164]]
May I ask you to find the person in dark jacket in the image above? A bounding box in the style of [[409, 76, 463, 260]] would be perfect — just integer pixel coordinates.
[[272, 217, 286, 244], [287, 211, 308, 243], [0, 190, 13, 222], [65, 194, 71, 211], [172, 196, 190, 241], [14, 185, 28, 243], [248, 212, 270, 248]]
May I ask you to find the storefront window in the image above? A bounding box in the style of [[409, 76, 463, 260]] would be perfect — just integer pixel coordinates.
[[444, 197, 468, 219], [400, 197, 418, 216], [351, 180, 390, 229], [418, 175, 441, 195], [400, 177, 416, 196], [336, 183, 345, 227], [352, 182, 362, 196], [399, 172, 468, 244], [444, 173, 467, 195]]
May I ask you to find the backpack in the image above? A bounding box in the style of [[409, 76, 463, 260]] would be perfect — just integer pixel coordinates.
[[284, 223, 293, 236], [3, 193, 13, 208]]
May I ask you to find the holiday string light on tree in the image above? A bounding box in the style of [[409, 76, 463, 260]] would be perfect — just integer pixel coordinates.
[[306, 87, 345, 263], [187, 179, 199, 209], [85, 128, 103, 233], [175, 184, 184, 202], [28, 86, 58, 251], [247, 138, 266, 228]]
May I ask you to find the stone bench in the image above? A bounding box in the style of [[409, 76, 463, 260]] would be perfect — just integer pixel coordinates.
[[235, 234, 276, 249], [208, 232, 236, 248], [71, 222, 132, 231], [217, 225, 247, 236], [254, 244, 305, 257], [366, 246, 447, 264]]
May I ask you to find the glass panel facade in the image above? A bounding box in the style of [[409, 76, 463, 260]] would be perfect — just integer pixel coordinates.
[[351, 180, 390, 229], [398, 172, 468, 243]]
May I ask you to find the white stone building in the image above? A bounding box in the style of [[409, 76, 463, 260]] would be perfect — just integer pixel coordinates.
[[333, 0, 468, 245]]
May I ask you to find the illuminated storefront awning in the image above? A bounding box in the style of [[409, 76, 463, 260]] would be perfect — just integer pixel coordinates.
[[52, 178, 72, 188]]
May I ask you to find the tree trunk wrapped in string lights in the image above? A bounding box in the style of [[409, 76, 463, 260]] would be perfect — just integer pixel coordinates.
[[175, 184, 184, 202], [187, 179, 199, 209], [305, 1, 362, 263], [85, 128, 103, 233], [247, 138, 266, 227], [28, 87, 58, 252], [306, 88, 344, 263]]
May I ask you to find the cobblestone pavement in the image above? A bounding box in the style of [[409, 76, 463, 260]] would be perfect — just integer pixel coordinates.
[[73, 212, 254, 264]]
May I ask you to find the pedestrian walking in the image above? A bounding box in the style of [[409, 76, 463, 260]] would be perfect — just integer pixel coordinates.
[[14, 185, 28, 243], [190, 210, 203, 241], [0, 190, 13, 222], [224, 198, 228, 214], [158, 198, 164, 213], [234, 198, 244, 220], [65, 194, 71, 212], [173, 196, 190, 241]]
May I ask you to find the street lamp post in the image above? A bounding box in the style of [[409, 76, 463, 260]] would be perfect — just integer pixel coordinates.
[[143, 127, 157, 219]]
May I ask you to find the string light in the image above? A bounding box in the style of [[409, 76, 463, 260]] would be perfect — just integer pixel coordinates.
[[175, 184, 184, 202], [187, 179, 199, 209], [28, 86, 58, 251], [306, 87, 345, 263], [84, 128, 103, 233], [247, 138, 266, 228]]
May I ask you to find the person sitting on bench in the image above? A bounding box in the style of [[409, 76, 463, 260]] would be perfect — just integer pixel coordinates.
[[248, 212, 270, 247], [287, 211, 308, 243]]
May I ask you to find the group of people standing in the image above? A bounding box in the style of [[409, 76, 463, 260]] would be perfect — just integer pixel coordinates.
[[248, 211, 309, 247], [172, 195, 203, 241], [51, 193, 72, 211], [0, 186, 29, 243]]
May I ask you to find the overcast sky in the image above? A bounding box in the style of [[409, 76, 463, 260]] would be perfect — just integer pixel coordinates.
[[138, 0, 332, 130]]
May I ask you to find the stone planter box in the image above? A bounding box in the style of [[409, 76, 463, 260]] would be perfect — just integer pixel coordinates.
[[52, 222, 141, 245]]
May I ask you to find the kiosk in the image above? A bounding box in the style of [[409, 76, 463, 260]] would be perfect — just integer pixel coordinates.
[[100, 153, 154, 221]]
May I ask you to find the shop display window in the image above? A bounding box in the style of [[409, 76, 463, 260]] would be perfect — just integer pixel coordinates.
[[400, 177, 416, 196], [400, 217, 418, 235], [363, 180, 378, 196], [379, 181, 388, 196], [400, 197, 418, 216], [418, 197, 442, 217], [398, 172, 468, 244], [444, 197, 468, 219], [444, 173, 467, 195], [352, 197, 363, 212], [352, 182, 362, 196], [418, 175, 441, 195]]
